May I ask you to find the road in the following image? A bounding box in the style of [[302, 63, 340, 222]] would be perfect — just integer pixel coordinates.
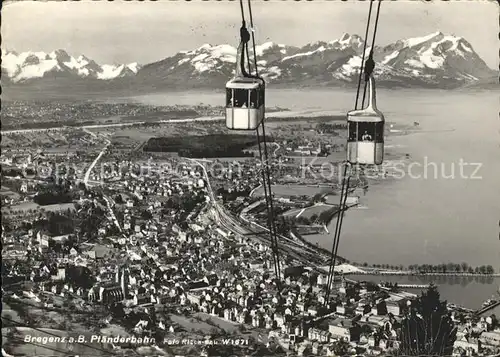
[[83, 135, 111, 187], [81, 133, 122, 233], [272, 142, 280, 157], [103, 195, 122, 233]]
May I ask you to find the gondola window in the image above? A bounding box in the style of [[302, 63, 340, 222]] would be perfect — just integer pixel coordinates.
[[348, 122, 358, 141], [233, 89, 249, 108], [249, 89, 258, 108], [226, 88, 233, 107], [356, 122, 383, 142]]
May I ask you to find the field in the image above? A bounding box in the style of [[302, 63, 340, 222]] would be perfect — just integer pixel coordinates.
[[0, 186, 20, 200], [7, 202, 76, 213], [169, 314, 215, 333], [252, 184, 330, 198], [195, 312, 270, 345], [108, 121, 232, 150], [283, 203, 336, 220], [142, 133, 273, 158]]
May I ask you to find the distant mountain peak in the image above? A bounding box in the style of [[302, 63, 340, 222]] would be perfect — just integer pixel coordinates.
[[2, 50, 142, 83], [338, 32, 363, 44], [3, 32, 494, 92], [51, 49, 70, 57], [340, 32, 350, 41]]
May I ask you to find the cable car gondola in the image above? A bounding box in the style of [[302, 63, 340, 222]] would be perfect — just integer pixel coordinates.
[[225, 19, 266, 131], [226, 76, 265, 130], [347, 75, 385, 166]]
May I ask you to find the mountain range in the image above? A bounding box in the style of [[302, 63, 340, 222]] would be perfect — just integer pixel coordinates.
[[1, 32, 497, 95]]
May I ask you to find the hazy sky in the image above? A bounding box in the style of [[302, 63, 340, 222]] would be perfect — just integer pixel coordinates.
[[2, 0, 498, 68]]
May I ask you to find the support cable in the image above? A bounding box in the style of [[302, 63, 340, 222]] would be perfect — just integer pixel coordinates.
[[247, 0, 260, 77], [325, 164, 351, 302], [324, 0, 383, 305], [256, 130, 280, 284], [354, 0, 375, 111], [241, 0, 282, 294], [361, 0, 382, 108], [261, 123, 282, 284]]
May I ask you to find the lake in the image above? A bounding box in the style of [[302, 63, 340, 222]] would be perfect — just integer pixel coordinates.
[[126, 87, 500, 308]]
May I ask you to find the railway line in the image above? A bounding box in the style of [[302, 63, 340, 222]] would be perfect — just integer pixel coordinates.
[[188, 158, 329, 268]]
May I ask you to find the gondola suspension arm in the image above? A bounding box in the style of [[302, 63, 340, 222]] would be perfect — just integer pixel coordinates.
[[361, 0, 382, 108]]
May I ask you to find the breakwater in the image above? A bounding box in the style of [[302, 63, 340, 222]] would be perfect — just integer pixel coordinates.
[[347, 269, 500, 277]]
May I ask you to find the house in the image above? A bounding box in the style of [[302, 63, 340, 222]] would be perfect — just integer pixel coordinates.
[[371, 300, 387, 316], [203, 274, 219, 286], [355, 303, 371, 316], [480, 329, 500, 347], [265, 316, 274, 329], [88, 284, 124, 304], [297, 343, 312, 356], [51, 267, 66, 281], [186, 292, 202, 305], [311, 341, 325, 355], [328, 317, 361, 342], [324, 344, 338, 356], [454, 335, 480, 354], [308, 306, 320, 317], [274, 313, 285, 328], [336, 304, 355, 316], [385, 296, 407, 316], [308, 328, 331, 343], [252, 314, 265, 328], [84, 244, 111, 260], [237, 310, 247, 324], [379, 339, 388, 350], [188, 280, 210, 291], [224, 309, 235, 322], [133, 294, 152, 306]]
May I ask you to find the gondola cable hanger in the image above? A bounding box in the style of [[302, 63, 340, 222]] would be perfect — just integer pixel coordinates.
[[361, 0, 382, 109], [325, 0, 384, 305]]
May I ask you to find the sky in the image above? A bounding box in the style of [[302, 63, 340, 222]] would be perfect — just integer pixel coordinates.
[[2, 0, 498, 68]]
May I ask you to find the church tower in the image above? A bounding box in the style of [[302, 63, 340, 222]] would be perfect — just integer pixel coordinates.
[[120, 266, 129, 298]]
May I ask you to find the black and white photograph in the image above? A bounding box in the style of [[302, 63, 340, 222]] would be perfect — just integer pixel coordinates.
[[1, 0, 499, 356]]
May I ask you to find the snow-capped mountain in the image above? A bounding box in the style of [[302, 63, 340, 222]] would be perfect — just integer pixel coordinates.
[[134, 32, 495, 89], [2, 32, 496, 91], [1, 49, 141, 83], [131, 42, 300, 89]]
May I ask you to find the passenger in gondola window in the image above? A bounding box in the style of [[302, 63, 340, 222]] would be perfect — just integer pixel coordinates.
[[233, 89, 248, 108], [362, 131, 373, 141]]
